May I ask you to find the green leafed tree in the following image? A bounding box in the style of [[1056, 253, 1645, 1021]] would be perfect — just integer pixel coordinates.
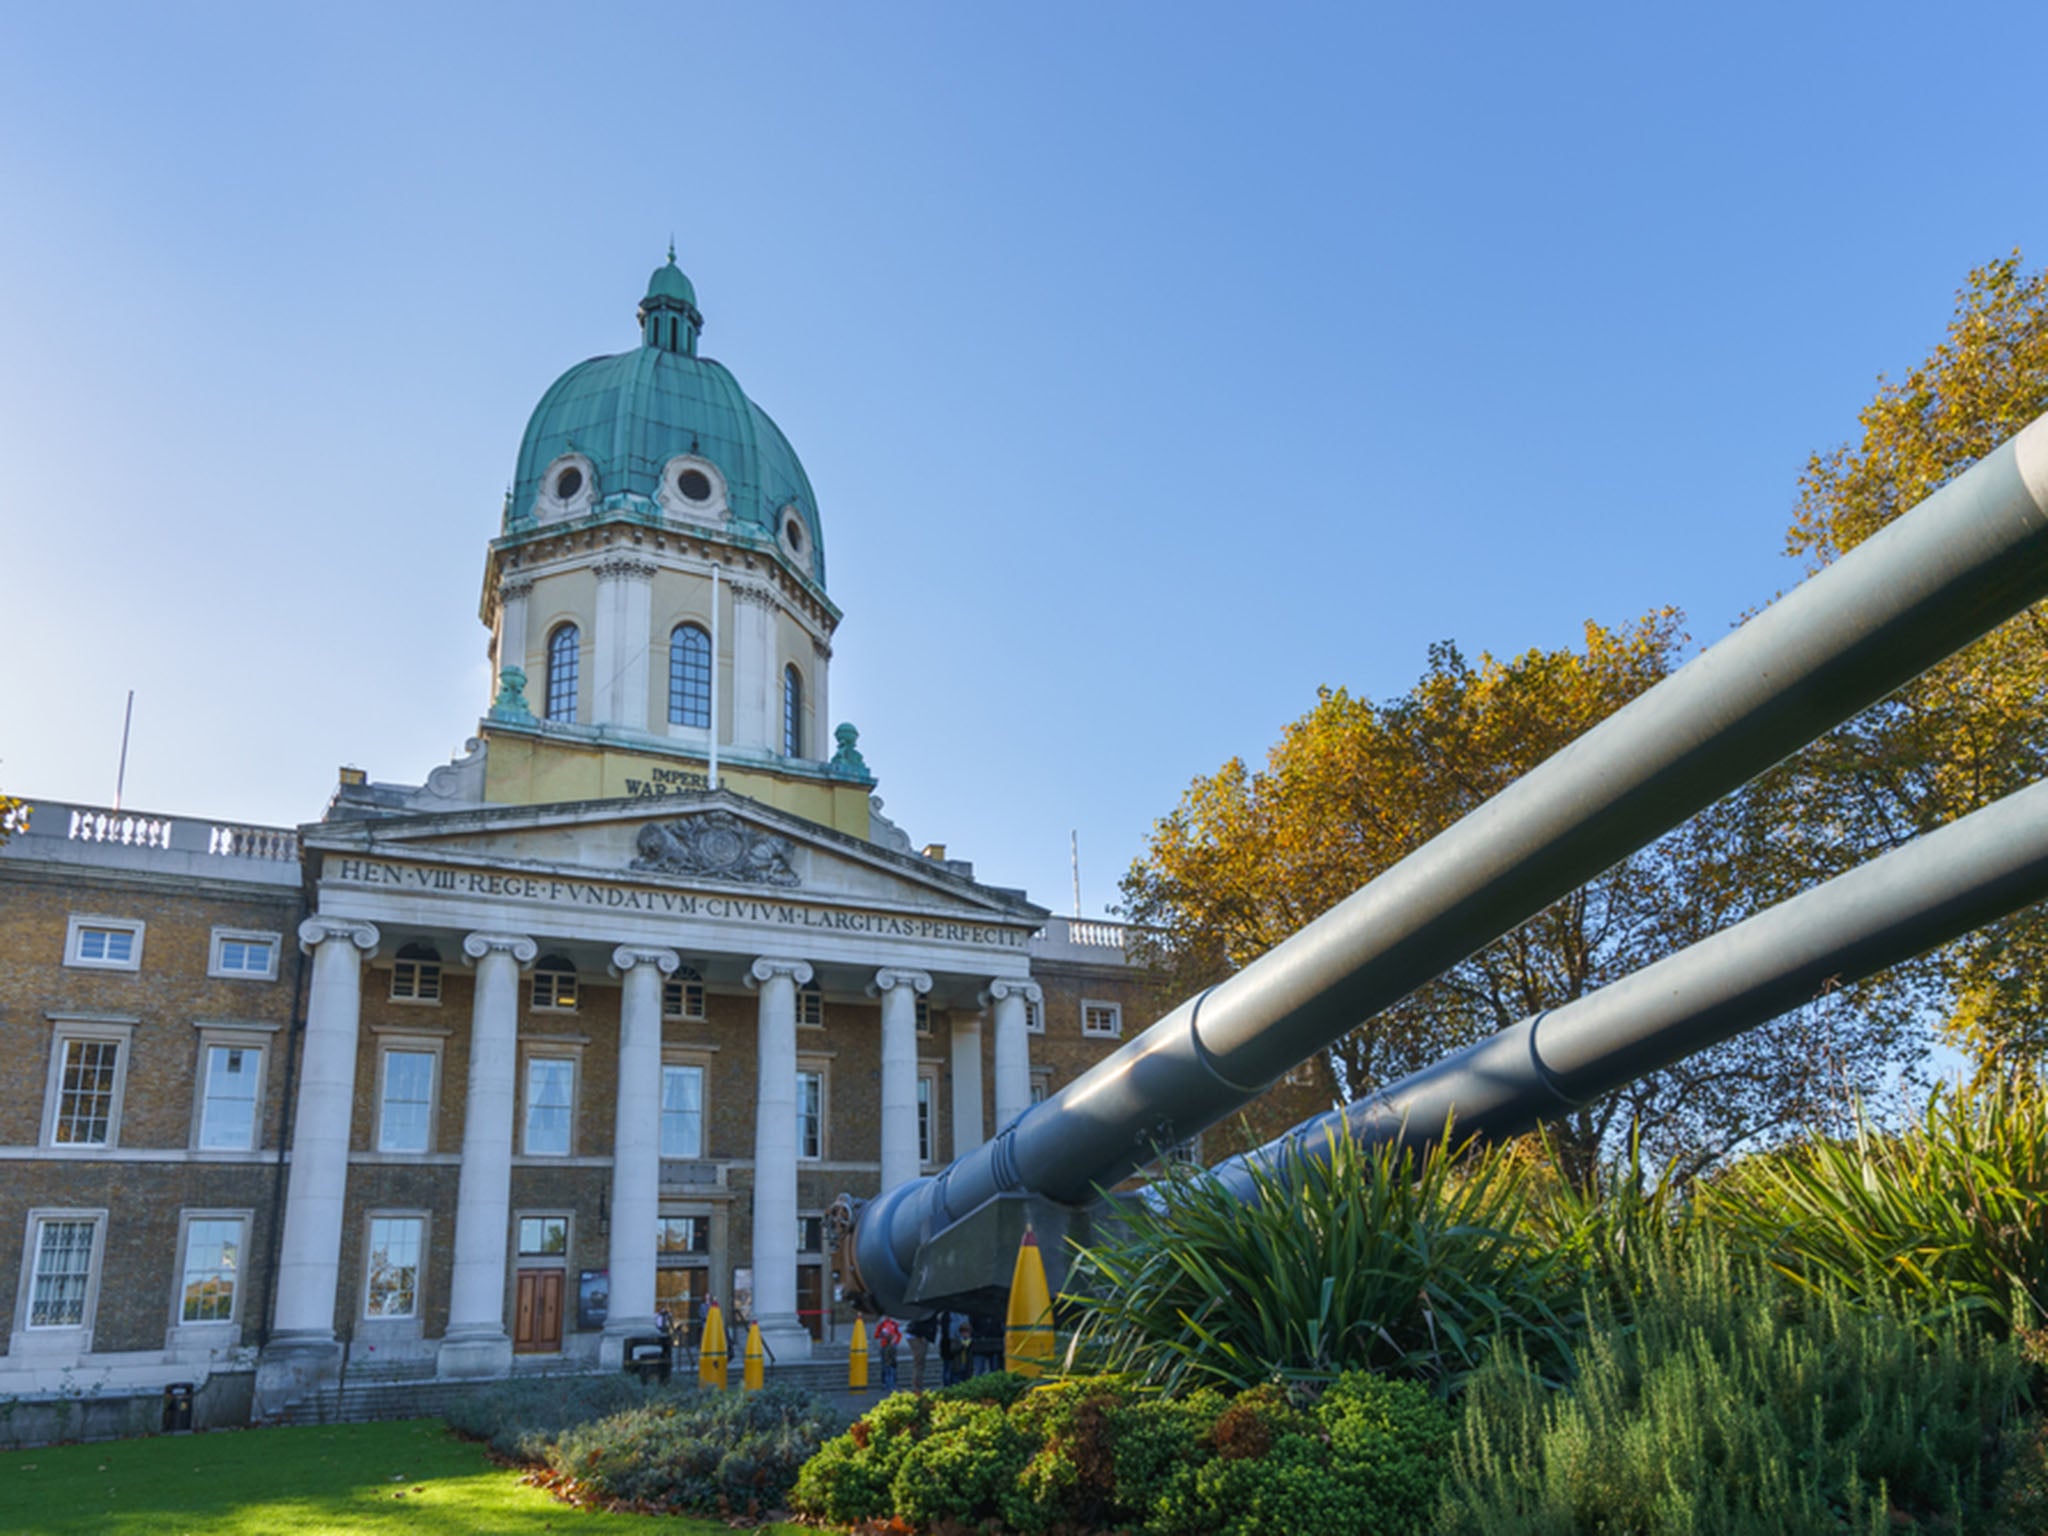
[[1120, 614, 1915, 1179]]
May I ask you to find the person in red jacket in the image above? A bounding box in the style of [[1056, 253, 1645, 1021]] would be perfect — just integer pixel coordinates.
[[872, 1315, 903, 1390]]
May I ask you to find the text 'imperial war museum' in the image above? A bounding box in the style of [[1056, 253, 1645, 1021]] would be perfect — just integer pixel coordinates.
[[0, 255, 1319, 1420]]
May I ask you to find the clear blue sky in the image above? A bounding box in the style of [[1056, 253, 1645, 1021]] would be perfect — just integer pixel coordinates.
[[3, 3, 2044, 918]]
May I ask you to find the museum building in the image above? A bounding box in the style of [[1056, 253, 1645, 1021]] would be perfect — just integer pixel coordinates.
[[0, 256, 1317, 1415]]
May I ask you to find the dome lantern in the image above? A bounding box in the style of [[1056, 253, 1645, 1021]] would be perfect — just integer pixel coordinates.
[[639, 243, 704, 356]]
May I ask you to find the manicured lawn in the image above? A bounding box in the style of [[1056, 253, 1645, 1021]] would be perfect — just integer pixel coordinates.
[[0, 1418, 810, 1535]]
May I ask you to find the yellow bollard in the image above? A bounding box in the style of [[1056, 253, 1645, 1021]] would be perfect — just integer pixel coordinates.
[[743, 1321, 765, 1391], [849, 1314, 869, 1393], [698, 1301, 727, 1390], [1005, 1224, 1056, 1378]]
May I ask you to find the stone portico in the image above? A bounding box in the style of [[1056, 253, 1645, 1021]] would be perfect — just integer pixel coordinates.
[[257, 791, 1044, 1405]]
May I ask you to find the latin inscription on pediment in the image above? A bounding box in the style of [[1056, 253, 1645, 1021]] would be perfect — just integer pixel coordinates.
[[631, 812, 799, 887]]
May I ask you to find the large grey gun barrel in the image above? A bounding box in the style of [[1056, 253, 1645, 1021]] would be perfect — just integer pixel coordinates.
[[850, 414, 2048, 1315], [1210, 769, 2048, 1199]]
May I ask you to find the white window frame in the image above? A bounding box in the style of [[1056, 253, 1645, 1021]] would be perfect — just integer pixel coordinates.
[[42, 1018, 135, 1149], [374, 1040, 443, 1154], [1024, 998, 1044, 1035], [390, 945, 444, 1005], [64, 915, 143, 972], [917, 1067, 939, 1166], [520, 1050, 581, 1157], [659, 1058, 708, 1160], [796, 982, 824, 1029], [207, 927, 281, 982], [531, 960, 579, 1013], [170, 1209, 251, 1330], [191, 1025, 275, 1152], [1081, 999, 1123, 1039], [17, 1208, 107, 1339], [362, 1210, 429, 1321], [662, 966, 707, 1022], [796, 1060, 828, 1161], [1030, 1068, 1052, 1105], [914, 996, 932, 1036]]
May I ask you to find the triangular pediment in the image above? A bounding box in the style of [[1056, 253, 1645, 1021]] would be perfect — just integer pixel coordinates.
[[302, 789, 1044, 924]]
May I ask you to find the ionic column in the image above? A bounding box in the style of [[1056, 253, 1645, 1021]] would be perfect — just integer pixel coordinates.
[[439, 932, 536, 1379], [950, 1007, 985, 1156], [602, 944, 679, 1367], [495, 576, 533, 684], [869, 968, 932, 1193], [983, 978, 1042, 1135], [747, 956, 815, 1360], [272, 917, 380, 1342], [592, 556, 658, 730]]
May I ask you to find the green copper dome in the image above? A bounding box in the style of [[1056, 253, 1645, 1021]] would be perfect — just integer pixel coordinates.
[[507, 254, 826, 590]]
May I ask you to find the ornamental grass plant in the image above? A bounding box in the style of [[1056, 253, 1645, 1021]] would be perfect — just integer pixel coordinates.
[[1704, 1074, 2048, 1335], [1438, 1233, 2029, 1535], [1062, 1126, 1575, 1393]]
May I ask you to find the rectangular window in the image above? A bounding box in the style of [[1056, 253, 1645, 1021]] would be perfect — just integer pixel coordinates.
[[916, 1073, 935, 1164], [377, 1049, 436, 1153], [660, 1064, 704, 1159], [209, 929, 279, 981], [532, 968, 578, 1011], [199, 1044, 262, 1151], [66, 916, 143, 971], [798, 1214, 824, 1253], [1030, 1070, 1052, 1105], [518, 1215, 568, 1257], [54, 1038, 120, 1146], [364, 1216, 423, 1318], [1024, 999, 1043, 1034], [1082, 1001, 1123, 1039], [656, 1215, 710, 1255], [796, 1069, 823, 1160], [524, 1057, 575, 1156], [662, 970, 706, 1020], [914, 996, 932, 1035], [391, 956, 442, 1003], [28, 1217, 97, 1328], [796, 985, 823, 1028], [179, 1217, 243, 1323]]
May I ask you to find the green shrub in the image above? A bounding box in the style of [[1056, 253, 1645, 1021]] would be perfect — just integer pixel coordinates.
[[544, 1383, 840, 1516], [1066, 1125, 1573, 1392], [790, 1389, 935, 1524], [890, 1398, 1034, 1527], [442, 1372, 660, 1459], [933, 1367, 1034, 1408], [1439, 1236, 2028, 1535], [1706, 1076, 2048, 1335]]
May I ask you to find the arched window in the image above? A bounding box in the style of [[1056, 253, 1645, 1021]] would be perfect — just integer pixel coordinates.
[[669, 624, 711, 728], [390, 941, 442, 1004], [783, 664, 803, 758], [546, 624, 580, 721], [532, 953, 578, 1011]]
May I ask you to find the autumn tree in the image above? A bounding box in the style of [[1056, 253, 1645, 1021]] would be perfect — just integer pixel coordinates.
[[1773, 253, 2048, 1064], [1121, 614, 1916, 1178]]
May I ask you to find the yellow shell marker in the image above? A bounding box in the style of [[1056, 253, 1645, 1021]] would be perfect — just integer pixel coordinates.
[[1006, 1224, 1056, 1378], [743, 1321, 765, 1391], [698, 1301, 728, 1390], [849, 1313, 870, 1392]]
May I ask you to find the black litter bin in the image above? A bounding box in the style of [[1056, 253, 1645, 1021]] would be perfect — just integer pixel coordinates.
[[163, 1382, 195, 1433], [623, 1335, 671, 1384]]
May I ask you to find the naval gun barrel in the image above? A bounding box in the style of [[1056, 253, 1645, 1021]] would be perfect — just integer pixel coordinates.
[[851, 414, 2048, 1315]]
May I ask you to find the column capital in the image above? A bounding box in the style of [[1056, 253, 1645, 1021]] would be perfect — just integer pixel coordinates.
[[729, 580, 781, 610], [297, 917, 379, 956], [981, 977, 1043, 1007], [868, 967, 933, 999], [610, 944, 681, 978], [462, 932, 537, 966], [592, 554, 660, 583], [746, 956, 814, 989], [498, 574, 535, 600]]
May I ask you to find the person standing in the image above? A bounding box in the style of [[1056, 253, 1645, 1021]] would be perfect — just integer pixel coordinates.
[[873, 1315, 902, 1391]]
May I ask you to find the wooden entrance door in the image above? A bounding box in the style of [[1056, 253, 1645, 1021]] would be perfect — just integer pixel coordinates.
[[797, 1263, 825, 1340], [514, 1268, 564, 1353]]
